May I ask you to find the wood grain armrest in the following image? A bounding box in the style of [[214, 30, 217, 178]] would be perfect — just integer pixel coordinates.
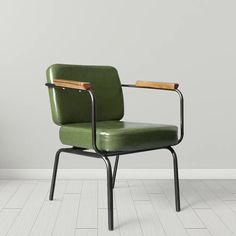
[[136, 80, 179, 90], [53, 79, 91, 90]]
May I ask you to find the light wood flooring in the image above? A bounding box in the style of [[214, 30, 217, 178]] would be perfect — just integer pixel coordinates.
[[0, 179, 236, 235]]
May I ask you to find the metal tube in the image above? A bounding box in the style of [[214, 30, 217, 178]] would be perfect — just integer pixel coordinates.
[[100, 154, 114, 230], [49, 149, 62, 200], [63, 147, 100, 158], [112, 156, 119, 189], [87, 90, 98, 152], [167, 146, 180, 211], [175, 89, 184, 144]]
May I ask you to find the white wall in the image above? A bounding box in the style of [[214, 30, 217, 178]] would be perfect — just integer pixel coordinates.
[[0, 0, 236, 170]]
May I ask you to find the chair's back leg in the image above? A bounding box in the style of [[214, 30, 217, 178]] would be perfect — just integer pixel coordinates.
[[100, 154, 114, 230], [49, 149, 62, 200], [167, 146, 181, 211], [112, 155, 120, 189]]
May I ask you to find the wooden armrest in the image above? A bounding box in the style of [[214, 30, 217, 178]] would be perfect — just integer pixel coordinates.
[[136, 80, 179, 90], [53, 79, 91, 90]]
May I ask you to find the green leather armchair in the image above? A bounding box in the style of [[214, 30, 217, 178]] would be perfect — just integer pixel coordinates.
[[45, 64, 184, 231]]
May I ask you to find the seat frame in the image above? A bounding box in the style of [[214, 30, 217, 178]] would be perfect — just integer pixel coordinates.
[[45, 83, 184, 231]]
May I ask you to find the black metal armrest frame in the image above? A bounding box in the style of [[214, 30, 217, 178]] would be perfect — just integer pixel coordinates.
[[46, 82, 184, 155], [45, 82, 101, 154], [121, 84, 184, 145]]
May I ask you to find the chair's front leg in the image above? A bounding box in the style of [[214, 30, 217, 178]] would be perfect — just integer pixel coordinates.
[[167, 146, 181, 211], [100, 154, 114, 230], [49, 149, 62, 200]]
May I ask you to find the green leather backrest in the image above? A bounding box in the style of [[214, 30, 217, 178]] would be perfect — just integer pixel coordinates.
[[46, 64, 124, 125]]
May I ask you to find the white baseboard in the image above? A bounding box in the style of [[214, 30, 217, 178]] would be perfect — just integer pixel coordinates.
[[0, 169, 236, 179]]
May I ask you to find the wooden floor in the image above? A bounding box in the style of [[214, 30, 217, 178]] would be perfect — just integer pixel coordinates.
[[0, 179, 236, 235]]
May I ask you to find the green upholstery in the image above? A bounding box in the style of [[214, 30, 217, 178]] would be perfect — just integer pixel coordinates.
[[60, 121, 178, 152], [46, 64, 178, 152], [46, 64, 124, 125]]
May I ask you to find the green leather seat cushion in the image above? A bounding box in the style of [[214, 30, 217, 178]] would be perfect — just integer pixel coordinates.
[[59, 121, 178, 152]]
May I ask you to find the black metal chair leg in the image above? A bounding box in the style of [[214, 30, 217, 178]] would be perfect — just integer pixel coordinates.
[[112, 155, 119, 189], [167, 146, 181, 212], [49, 149, 62, 200], [101, 154, 114, 230]]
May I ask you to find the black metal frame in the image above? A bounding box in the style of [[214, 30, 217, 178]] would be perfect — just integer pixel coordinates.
[[45, 82, 184, 231]]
